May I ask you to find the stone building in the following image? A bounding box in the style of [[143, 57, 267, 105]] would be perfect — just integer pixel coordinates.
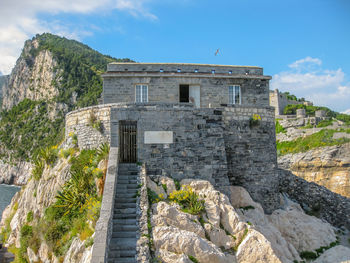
[[269, 88, 312, 116], [66, 63, 279, 212]]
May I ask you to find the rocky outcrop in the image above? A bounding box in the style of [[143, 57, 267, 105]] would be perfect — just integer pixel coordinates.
[[314, 245, 350, 263], [278, 169, 350, 229], [0, 148, 93, 262], [147, 176, 341, 263], [278, 143, 350, 198], [0, 161, 32, 185], [1, 39, 60, 110], [0, 75, 9, 107]]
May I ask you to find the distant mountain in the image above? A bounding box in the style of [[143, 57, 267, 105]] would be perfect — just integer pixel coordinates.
[[0, 33, 133, 161]]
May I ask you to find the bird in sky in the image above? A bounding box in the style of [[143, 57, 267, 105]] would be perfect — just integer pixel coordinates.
[[215, 48, 220, 56]]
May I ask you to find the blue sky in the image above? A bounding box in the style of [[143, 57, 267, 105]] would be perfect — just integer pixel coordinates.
[[1, 0, 349, 112]]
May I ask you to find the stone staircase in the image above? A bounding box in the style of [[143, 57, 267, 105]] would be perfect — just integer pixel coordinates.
[[107, 163, 139, 263]]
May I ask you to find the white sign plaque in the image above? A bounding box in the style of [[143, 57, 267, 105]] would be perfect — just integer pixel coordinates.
[[144, 131, 173, 144]]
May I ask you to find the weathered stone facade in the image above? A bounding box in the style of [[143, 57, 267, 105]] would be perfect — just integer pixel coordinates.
[[65, 103, 279, 212], [103, 63, 270, 108]]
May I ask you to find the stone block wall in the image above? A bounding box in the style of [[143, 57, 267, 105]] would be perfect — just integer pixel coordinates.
[[103, 76, 270, 108], [65, 104, 113, 149], [269, 89, 304, 116], [109, 103, 230, 194], [222, 105, 279, 213]]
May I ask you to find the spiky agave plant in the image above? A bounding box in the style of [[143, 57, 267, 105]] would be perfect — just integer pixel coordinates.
[[96, 142, 110, 163]]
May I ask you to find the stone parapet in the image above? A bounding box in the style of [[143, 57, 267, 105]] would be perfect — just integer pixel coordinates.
[[91, 147, 119, 263], [106, 62, 264, 76]]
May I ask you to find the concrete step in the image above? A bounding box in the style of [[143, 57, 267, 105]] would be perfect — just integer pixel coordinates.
[[116, 185, 138, 190], [117, 179, 138, 184], [112, 231, 136, 238], [113, 219, 137, 225], [109, 237, 137, 249], [114, 198, 137, 203], [115, 193, 138, 198], [108, 249, 136, 258], [117, 175, 138, 180], [114, 208, 136, 214], [115, 189, 138, 194], [113, 213, 137, 219], [114, 203, 136, 209], [107, 258, 136, 263], [113, 225, 138, 232]]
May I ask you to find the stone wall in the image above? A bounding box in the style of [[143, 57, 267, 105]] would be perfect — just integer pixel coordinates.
[[278, 169, 350, 229], [103, 63, 271, 108], [269, 89, 303, 116], [65, 103, 280, 212], [65, 104, 112, 149], [110, 103, 231, 194], [222, 105, 279, 213]]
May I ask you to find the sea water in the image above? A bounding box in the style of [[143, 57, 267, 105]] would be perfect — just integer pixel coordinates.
[[0, 184, 20, 218]]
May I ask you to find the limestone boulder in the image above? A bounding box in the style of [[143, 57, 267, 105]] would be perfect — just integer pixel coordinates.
[[152, 201, 205, 238], [39, 242, 50, 262], [147, 176, 167, 198], [269, 204, 337, 252], [314, 245, 350, 263], [204, 223, 235, 250], [27, 247, 39, 263], [236, 229, 282, 263], [229, 186, 264, 213], [156, 249, 192, 263], [153, 226, 236, 263], [159, 176, 176, 195], [63, 237, 92, 263]]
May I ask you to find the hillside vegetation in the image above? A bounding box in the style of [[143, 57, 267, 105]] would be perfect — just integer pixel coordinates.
[[0, 33, 132, 162], [283, 104, 350, 124]]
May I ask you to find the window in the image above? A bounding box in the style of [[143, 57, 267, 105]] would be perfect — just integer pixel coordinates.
[[135, 85, 148, 102], [229, 85, 241, 104]]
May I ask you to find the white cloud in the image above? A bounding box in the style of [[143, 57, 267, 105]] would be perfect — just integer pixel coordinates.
[[289, 56, 322, 71], [271, 57, 350, 113], [0, 0, 156, 75], [342, 109, 350, 115]]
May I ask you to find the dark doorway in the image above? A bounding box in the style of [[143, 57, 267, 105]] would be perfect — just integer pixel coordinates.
[[179, 85, 189, 103], [119, 121, 137, 163]]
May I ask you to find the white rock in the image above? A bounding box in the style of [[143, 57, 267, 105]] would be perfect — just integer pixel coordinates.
[[27, 247, 39, 263], [159, 176, 176, 195], [147, 176, 167, 198], [152, 202, 205, 238], [39, 242, 50, 262], [236, 229, 283, 263], [156, 249, 192, 263], [153, 226, 236, 263], [314, 245, 350, 263], [204, 223, 235, 250], [229, 186, 264, 213], [269, 205, 337, 252]]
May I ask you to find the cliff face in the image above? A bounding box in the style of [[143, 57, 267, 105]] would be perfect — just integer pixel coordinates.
[[0, 75, 9, 107], [1, 39, 60, 110], [278, 143, 350, 198]]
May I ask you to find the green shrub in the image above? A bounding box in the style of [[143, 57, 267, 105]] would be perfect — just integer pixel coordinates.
[[96, 142, 110, 163], [38, 146, 58, 165], [26, 211, 34, 223], [31, 157, 45, 180], [169, 185, 205, 215], [317, 119, 333, 128], [188, 255, 199, 263], [300, 251, 318, 260], [275, 120, 286, 134], [277, 129, 350, 155]]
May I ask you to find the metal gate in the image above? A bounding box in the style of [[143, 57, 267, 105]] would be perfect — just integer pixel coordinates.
[[119, 121, 137, 163]]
